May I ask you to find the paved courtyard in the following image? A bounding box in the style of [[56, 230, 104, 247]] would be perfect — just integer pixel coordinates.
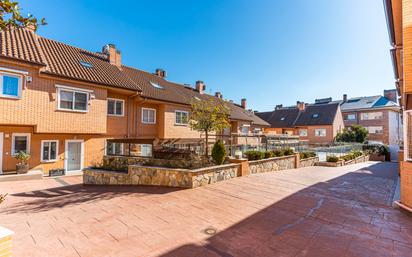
[[0, 162, 411, 257]]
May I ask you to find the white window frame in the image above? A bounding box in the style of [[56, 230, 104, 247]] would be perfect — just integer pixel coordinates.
[[105, 141, 124, 155], [404, 110, 412, 161], [360, 112, 383, 120], [56, 85, 91, 113], [40, 140, 59, 162], [0, 71, 23, 99], [346, 114, 356, 121], [175, 110, 189, 125], [107, 98, 125, 117], [11, 133, 31, 156], [366, 126, 384, 134], [314, 128, 326, 137], [142, 108, 156, 124], [299, 129, 308, 137]]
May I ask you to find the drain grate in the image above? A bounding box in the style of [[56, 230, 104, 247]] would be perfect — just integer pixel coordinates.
[[203, 227, 217, 235]]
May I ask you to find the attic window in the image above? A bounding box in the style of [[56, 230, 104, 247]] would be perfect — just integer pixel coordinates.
[[280, 117, 286, 121], [79, 60, 93, 68], [347, 99, 360, 103], [150, 81, 164, 90], [312, 114, 319, 118]]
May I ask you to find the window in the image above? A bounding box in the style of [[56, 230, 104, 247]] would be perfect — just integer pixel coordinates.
[[312, 114, 319, 118], [106, 142, 124, 155], [11, 133, 30, 155], [150, 81, 164, 89], [346, 114, 356, 120], [315, 128, 326, 137], [107, 98, 124, 116], [142, 108, 156, 124], [361, 112, 383, 120], [1, 72, 22, 98], [41, 140, 58, 162], [366, 126, 383, 134], [140, 144, 152, 157], [241, 125, 249, 135], [299, 129, 308, 137], [57, 87, 89, 112], [79, 60, 93, 68], [175, 110, 189, 125]]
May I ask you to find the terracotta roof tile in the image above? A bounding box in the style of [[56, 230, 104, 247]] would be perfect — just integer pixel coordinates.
[[0, 28, 269, 125]]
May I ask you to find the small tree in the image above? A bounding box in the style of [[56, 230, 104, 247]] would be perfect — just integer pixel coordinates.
[[211, 140, 226, 165], [335, 125, 368, 143], [0, 0, 46, 31], [189, 97, 230, 157]]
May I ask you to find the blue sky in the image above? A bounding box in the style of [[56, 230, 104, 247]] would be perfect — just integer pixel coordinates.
[[20, 0, 393, 111]]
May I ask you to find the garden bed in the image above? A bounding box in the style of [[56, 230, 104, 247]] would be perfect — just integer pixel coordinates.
[[84, 163, 241, 188], [315, 154, 369, 167]]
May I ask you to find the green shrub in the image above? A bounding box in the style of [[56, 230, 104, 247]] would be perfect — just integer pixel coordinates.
[[244, 150, 264, 160], [272, 150, 284, 157], [211, 141, 226, 165], [299, 151, 316, 159], [363, 144, 388, 156], [282, 148, 294, 156], [327, 156, 339, 162], [264, 151, 274, 159]]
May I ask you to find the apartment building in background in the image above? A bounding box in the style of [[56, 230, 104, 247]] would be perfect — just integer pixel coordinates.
[[0, 28, 268, 175], [256, 99, 344, 145], [384, 0, 412, 210], [340, 90, 402, 159]]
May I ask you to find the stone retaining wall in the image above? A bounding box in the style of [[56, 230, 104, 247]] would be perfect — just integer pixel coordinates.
[[300, 157, 319, 168], [315, 155, 369, 167], [248, 155, 296, 174], [84, 163, 241, 188]]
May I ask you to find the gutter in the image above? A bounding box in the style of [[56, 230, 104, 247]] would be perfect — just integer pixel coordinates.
[[383, 0, 396, 47]]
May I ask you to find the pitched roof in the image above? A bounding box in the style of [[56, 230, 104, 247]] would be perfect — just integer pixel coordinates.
[[294, 102, 340, 126], [256, 108, 300, 128], [340, 95, 399, 111], [256, 102, 340, 128], [0, 28, 269, 126]]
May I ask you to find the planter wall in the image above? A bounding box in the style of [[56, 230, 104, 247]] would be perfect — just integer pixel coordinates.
[[248, 155, 296, 174], [84, 163, 241, 188], [315, 155, 369, 167], [300, 157, 319, 168]]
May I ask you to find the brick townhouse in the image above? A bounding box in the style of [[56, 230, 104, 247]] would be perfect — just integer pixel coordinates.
[[340, 90, 402, 159], [256, 99, 344, 145], [0, 28, 268, 174], [384, 0, 412, 210]]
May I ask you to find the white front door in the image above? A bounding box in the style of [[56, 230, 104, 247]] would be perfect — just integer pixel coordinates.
[[65, 140, 83, 172], [0, 133, 3, 174]]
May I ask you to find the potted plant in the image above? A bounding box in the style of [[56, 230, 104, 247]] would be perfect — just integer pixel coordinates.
[[15, 151, 30, 174]]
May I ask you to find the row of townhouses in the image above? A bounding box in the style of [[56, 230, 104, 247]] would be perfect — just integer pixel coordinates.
[[256, 90, 402, 156], [0, 28, 269, 175]]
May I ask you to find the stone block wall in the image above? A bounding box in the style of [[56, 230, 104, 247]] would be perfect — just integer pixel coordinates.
[[84, 163, 241, 188], [300, 157, 319, 168], [249, 155, 296, 174]]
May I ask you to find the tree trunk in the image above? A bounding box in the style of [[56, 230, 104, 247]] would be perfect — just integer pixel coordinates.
[[205, 131, 209, 157]]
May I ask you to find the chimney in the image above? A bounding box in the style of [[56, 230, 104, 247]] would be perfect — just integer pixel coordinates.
[[196, 81, 206, 94], [343, 94, 347, 102], [384, 89, 397, 103], [155, 68, 166, 78], [103, 44, 121, 67], [215, 92, 223, 99], [275, 104, 283, 110], [297, 101, 306, 111], [241, 98, 247, 109]]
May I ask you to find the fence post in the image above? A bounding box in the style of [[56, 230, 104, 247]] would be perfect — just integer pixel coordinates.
[[294, 152, 300, 169]]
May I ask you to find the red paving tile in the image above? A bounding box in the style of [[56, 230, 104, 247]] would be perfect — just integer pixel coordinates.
[[0, 161, 411, 257]]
